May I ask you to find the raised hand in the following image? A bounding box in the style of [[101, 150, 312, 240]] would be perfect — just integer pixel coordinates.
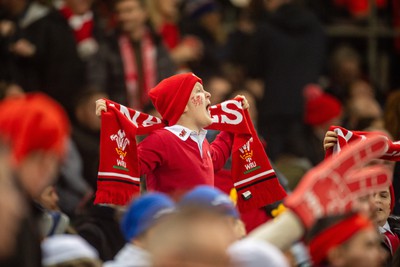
[[285, 135, 391, 229], [95, 99, 107, 116], [323, 130, 338, 151]]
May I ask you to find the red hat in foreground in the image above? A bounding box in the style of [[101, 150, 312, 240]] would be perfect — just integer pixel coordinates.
[[0, 93, 70, 164], [149, 73, 202, 126]]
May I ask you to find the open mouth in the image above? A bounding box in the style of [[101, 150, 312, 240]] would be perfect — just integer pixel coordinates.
[[206, 104, 211, 113]]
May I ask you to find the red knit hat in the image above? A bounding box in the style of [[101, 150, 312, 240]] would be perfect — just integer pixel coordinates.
[[304, 84, 342, 126], [148, 73, 202, 126], [309, 213, 373, 265], [0, 93, 70, 164]]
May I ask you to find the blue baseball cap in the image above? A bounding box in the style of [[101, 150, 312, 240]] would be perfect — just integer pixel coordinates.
[[121, 192, 175, 241], [179, 186, 239, 219]]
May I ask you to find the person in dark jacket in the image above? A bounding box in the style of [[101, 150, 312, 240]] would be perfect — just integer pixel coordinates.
[[0, 0, 85, 118], [73, 202, 126, 262], [246, 0, 326, 161], [96, 0, 176, 110]]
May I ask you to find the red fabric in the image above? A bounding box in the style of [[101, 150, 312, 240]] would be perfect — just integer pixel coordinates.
[[384, 230, 400, 255], [160, 23, 180, 50], [97, 97, 287, 210], [309, 213, 373, 265], [0, 93, 69, 164], [286, 135, 391, 228], [334, 0, 387, 17], [149, 73, 202, 126], [119, 31, 157, 110], [94, 100, 163, 205], [390, 184, 395, 212], [58, 3, 94, 43], [138, 129, 221, 195], [241, 208, 271, 233], [209, 99, 287, 212], [325, 125, 400, 161], [304, 85, 342, 126]]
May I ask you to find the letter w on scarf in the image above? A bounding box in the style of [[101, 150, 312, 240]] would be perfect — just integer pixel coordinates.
[[95, 98, 287, 211]]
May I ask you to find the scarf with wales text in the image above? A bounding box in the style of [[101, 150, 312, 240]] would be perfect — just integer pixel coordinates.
[[95, 98, 287, 212]]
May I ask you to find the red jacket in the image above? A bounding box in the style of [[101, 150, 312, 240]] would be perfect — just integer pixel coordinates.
[[138, 125, 233, 197]]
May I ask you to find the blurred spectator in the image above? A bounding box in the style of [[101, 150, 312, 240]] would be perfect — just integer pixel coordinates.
[[327, 45, 363, 101], [384, 90, 400, 215], [0, 0, 85, 117], [345, 95, 383, 130], [148, 205, 232, 267], [56, 89, 104, 218], [71, 89, 106, 190], [73, 199, 125, 262], [246, 0, 326, 161], [0, 80, 24, 99], [146, 0, 202, 67], [205, 74, 233, 106], [307, 213, 386, 267], [303, 84, 343, 166], [179, 185, 245, 241], [104, 192, 175, 267], [42, 234, 102, 267], [0, 93, 70, 267], [182, 0, 228, 78], [373, 186, 400, 263], [54, 0, 99, 60], [97, 0, 176, 110], [36, 185, 72, 237], [0, 138, 24, 259], [57, 138, 92, 218]]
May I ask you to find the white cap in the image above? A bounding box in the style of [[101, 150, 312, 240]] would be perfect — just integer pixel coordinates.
[[228, 239, 289, 267], [42, 235, 99, 266]]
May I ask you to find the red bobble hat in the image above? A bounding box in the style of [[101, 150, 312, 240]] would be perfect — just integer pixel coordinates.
[[304, 84, 342, 126], [148, 73, 202, 126], [0, 93, 70, 164]]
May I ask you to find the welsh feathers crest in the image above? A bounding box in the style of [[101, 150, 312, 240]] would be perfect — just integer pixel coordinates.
[[111, 130, 130, 151]]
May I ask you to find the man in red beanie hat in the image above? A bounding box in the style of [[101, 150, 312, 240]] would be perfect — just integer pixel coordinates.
[[0, 92, 70, 267], [96, 72, 248, 198]]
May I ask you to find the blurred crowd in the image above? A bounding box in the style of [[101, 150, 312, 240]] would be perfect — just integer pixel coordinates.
[[1, 0, 400, 266]]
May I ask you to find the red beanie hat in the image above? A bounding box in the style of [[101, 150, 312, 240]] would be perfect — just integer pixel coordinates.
[[148, 73, 202, 126], [309, 213, 373, 265], [0, 93, 70, 164], [304, 84, 342, 126]]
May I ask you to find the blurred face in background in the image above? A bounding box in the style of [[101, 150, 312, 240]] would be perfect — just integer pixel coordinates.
[[329, 228, 386, 267], [157, 0, 178, 19], [0, 144, 24, 258], [115, 0, 147, 34], [355, 194, 377, 222], [65, 0, 93, 15]]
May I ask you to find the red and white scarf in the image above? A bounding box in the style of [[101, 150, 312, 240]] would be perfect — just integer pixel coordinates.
[[95, 98, 287, 211], [119, 31, 157, 110], [325, 125, 400, 160]]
